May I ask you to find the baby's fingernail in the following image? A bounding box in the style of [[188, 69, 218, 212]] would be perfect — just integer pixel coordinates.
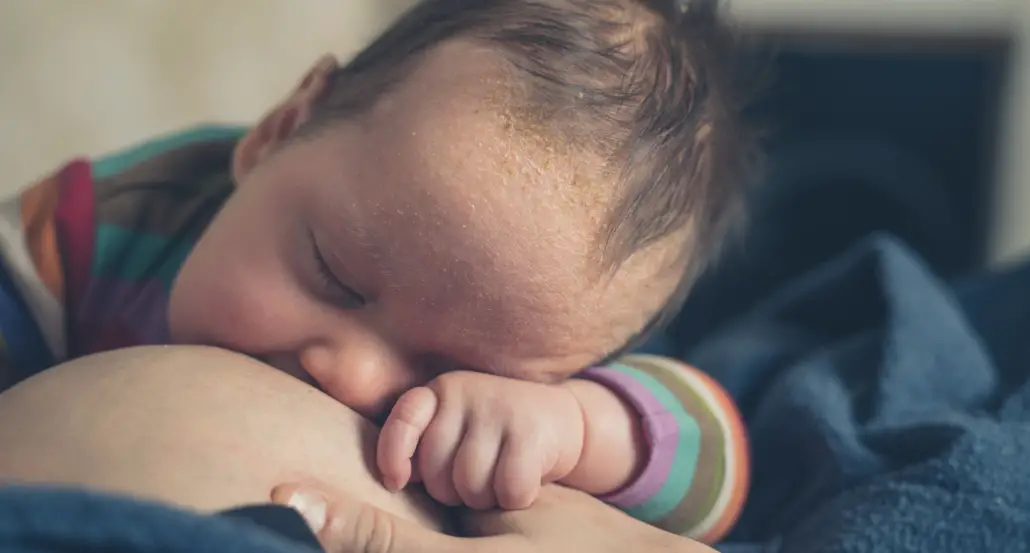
[[385, 477, 401, 491], [287, 489, 328, 533]]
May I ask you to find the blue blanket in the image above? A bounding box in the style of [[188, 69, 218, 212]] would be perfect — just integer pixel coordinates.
[[697, 235, 1030, 552], [1, 234, 1029, 552], [0, 486, 320, 553]]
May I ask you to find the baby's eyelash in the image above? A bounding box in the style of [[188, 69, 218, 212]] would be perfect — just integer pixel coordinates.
[[312, 243, 337, 288], [310, 233, 367, 308]]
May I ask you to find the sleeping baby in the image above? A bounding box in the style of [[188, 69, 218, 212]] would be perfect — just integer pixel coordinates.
[[0, 0, 758, 543]]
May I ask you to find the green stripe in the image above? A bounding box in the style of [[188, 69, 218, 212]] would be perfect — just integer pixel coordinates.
[[92, 124, 247, 180], [92, 224, 195, 291], [609, 363, 701, 522], [633, 358, 729, 532]]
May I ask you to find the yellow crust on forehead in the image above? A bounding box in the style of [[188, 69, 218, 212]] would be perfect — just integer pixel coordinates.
[[476, 72, 615, 246]]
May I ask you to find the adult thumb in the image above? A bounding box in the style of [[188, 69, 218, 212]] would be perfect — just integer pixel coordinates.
[[271, 483, 506, 553]]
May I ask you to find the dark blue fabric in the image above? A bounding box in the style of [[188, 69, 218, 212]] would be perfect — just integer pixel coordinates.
[[0, 259, 54, 376], [220, 504, 322, 548], [679, 234, 1030, 552], [0, 486, 322, 553]]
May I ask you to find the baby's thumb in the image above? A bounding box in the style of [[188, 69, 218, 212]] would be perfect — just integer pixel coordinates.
[[271, 483, 475, 553]]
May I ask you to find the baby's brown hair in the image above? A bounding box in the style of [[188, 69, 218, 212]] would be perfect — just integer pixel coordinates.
[[306, 0, 762, 352]]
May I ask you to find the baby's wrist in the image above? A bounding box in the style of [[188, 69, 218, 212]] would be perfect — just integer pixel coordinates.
[[557, 378, 646, 495]]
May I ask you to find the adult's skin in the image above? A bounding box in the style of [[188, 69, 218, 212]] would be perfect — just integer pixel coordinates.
[[0, 345, 441, 527], [272, 480, 716, 553], [0, 346, 713, 553]]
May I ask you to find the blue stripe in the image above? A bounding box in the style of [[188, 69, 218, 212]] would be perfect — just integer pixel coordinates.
[[0, 259, 55, 376], [93, 124, 247, 181]]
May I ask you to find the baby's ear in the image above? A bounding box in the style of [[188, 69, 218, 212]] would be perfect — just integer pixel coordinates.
[[285, 54, 339, 129], [232, 55, 339, 181]]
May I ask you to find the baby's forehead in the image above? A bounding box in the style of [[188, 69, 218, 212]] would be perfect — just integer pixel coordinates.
[[368, 40, 615, 221], [339, 40, 675, 359]]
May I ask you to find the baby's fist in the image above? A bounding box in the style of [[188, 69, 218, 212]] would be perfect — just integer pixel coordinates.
[[376, 371, 585, 510]]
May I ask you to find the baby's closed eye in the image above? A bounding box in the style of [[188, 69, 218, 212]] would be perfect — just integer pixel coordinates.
[[308, 228, 367, 309]]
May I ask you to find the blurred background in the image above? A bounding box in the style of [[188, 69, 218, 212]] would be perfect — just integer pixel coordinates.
[[0, 0, 1027, 273]]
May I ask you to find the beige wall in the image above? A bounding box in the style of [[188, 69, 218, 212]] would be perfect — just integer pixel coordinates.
[[0, 1, 415, 188], [987, 3, 1030, 263]]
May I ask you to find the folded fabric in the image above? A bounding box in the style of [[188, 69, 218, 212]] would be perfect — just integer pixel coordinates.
[[687, 235, 1030, 552]]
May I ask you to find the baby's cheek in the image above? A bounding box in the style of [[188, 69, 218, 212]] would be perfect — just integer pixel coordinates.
[[169, 265, 290, 352], [167, 281, 238, 345]]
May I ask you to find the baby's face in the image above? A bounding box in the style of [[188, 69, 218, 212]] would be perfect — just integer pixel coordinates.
[[169, 43, 677, 420]]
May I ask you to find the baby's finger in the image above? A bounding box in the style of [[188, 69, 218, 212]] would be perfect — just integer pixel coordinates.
[[493, 435, 541, 510], [377, 387, 439, 491], [453, 425, 501, 510], [418, 406, 464, 506]]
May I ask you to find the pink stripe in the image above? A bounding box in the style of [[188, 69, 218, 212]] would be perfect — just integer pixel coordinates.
[[580, 366, 680, 508], [53, 159, 96, 357]]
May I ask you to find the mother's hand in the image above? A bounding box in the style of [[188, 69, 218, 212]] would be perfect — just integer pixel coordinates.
[[271, 481, 715, 553]]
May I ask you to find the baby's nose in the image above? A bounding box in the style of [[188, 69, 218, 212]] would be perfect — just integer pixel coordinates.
[[300, 341, 422, 420]]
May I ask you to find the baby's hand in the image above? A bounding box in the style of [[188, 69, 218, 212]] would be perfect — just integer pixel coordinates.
[[377, 371, 585, 510]]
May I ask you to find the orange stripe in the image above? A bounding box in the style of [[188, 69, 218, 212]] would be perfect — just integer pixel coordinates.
[[19, 174, 65, 301], [683, 365, 750, 544]]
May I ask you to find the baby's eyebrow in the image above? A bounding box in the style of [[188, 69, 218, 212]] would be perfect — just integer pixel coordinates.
[[319, 198, 379, 261], [348, 218, 378, 260]]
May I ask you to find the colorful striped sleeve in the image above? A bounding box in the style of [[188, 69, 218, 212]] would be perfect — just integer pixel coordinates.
[[62, 125, 241, 356], [0, 124, 244, 377], [580, 354, 749, 544]]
